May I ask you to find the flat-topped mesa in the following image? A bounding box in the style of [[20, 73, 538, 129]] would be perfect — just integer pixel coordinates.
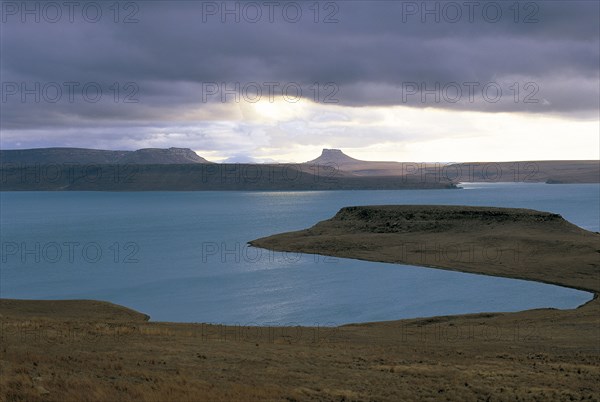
[[306, 149, 363, 166], [120, 147, 211, 164], [0, 147, 212, 165], [335, 205, 563, 222], [317, 205, 574, 234]]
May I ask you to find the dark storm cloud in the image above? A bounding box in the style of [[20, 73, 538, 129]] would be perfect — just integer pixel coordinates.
[[1, 0, 598, 138]]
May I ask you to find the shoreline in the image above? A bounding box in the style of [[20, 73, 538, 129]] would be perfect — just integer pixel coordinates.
[[243, 248, 599, 312], [3, 181, 600, 192]]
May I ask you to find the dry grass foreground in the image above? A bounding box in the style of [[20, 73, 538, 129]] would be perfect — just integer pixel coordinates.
[[1, 205, 599, 401]]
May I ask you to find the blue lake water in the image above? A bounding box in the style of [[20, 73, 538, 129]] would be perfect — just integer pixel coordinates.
[[0, 183, 597, 325]]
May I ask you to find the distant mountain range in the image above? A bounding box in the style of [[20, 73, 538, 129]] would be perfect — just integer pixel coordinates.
[[0, 147, 598, 190], [0, 147, 210, 165]]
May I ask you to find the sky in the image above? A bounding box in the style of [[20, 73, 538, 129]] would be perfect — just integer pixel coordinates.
[[1, 0, 598, 162]]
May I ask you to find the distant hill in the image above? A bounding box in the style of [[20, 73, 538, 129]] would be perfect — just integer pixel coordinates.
[[0, 147, 211, 165], [449, 161, 600, 184], [306, 149, 364, 166], [305, 149, 408, 175]]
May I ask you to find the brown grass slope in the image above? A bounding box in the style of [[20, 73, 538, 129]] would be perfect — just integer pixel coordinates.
[[1, 297, 599, 402], [0, 299, 150, 323]]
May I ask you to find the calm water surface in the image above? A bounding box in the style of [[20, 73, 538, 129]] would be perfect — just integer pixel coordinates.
[[0, 183, 597, 324]]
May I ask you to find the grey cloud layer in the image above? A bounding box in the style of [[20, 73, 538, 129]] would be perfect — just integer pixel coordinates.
[[1, 0, 598, 139]]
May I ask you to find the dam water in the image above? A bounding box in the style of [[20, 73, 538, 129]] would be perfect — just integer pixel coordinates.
[[0, 183, 596, 324]]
